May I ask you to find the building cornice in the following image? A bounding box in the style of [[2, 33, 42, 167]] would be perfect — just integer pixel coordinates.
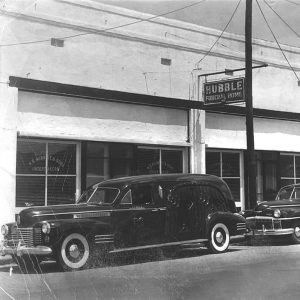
[[9, 76, 201, 110], [58, 0, 300, 55], [1, 4, 300, 71]]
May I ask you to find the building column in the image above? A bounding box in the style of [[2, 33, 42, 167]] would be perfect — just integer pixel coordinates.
[[190, 109, 206, 174], [0, 82, 18, 232]]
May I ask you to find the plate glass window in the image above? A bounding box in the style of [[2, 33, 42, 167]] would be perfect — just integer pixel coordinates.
[[206, 150, 242, 207], [280, 154, 300, 187], [16, 139, 77, 207]]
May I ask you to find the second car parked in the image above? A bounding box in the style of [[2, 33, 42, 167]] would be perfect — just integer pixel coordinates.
[[243, 183, 300, 243]]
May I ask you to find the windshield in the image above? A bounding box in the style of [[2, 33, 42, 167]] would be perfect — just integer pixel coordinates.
[[77, 187, 120, 205], [276, 186, 300, 201], [77, 188, 95, 204]]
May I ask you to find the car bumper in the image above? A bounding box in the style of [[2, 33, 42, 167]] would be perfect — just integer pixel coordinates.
[[0, 241, 52, 257], [246, 216, 294, 236], [246, 228, 294, 236]]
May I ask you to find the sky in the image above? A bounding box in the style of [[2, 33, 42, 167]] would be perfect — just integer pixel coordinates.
[[99, 0, 300, 47]]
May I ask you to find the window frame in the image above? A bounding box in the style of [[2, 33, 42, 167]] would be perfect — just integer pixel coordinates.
[[137, 146, 186, 174], [280, 153, 300, 186], [206, 149, 244, 210], [16, 138, 81, 212]]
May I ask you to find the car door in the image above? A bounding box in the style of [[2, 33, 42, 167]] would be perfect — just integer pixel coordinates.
[[129, 183, 166, 246], [171, 184, 200, 241]]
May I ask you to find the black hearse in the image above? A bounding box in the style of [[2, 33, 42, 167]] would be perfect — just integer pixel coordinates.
[[1, 174, 246, 271]]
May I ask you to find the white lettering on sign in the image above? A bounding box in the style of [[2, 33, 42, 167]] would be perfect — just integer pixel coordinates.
[[203, 78, 244, 105]]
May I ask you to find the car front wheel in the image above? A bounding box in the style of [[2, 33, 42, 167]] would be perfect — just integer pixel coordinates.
[[208, 223, 230, 253], [291, 226, 300, 244], [58, 233, 91, 271]]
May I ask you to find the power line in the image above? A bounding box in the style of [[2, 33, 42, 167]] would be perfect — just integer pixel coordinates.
[[256, 0, 300, 81], [285, 0, 300, 7], [263, 0, 300, 39], [194, 0, 242, 69], [0, 0, 206, 47]]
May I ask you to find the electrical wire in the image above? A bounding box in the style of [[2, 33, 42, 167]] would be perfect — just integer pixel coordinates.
[[263, 0, 300, 39], [285, 0, 300, 7], [194, 0, 241, 69], [256, 0, 300, 81], [0, 0, 206, 47]]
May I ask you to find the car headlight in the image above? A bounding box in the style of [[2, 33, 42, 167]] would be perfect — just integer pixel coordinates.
[[1, 224, 8, 236], [41, 222, 51, 234], [274, 209, 281, 218]]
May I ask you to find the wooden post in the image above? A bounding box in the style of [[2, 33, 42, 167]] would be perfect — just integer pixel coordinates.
[[245, 0, 257, 209]]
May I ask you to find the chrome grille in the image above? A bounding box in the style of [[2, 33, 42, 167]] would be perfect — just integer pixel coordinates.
[[247, 218, 282, 231], [255, 219, 274, 230], [6, 227, 41, 247]]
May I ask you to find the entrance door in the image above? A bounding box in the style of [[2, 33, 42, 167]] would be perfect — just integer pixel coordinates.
[[262, 152, 280, 202]]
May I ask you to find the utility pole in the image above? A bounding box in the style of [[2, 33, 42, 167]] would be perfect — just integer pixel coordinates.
[[245, 0, 257, 209]]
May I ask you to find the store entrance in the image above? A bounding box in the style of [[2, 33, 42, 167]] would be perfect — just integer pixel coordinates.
[[257, 151, 280, 202]]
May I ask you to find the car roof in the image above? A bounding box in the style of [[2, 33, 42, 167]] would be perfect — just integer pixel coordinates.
[[279, 183, 300, 190], [93, 173, 224, 189]]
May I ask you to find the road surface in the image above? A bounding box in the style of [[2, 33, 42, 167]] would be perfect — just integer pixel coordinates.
[[0, 242, 300, 300]]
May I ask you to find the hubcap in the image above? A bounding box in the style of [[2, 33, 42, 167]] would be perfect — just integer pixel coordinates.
[[69, 244, 80, 259], [294, 227, 300, 238], [215, 231, 224, 243]]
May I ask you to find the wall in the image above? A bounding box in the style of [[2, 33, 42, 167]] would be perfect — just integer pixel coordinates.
[[18, 91, 189, 146], [0, 85, 18, 233], [0, 0, 299, 110], [206, 113, 300, 152]]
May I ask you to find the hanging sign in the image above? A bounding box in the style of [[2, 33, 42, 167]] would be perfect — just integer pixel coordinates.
[[203, 77, 245, 105]]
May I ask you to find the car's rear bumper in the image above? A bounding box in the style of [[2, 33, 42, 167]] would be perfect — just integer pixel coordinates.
[[0, 242, 52, 257], [246, 216, 294, 236]]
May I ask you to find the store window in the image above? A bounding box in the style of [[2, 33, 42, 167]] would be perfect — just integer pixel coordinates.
[[137, 147, 183, 175], [83, 143, 185, 190], [206, 150, 242, 207], [85, 142, 134, 187], [16, 139, 78, 207], [280, 154, 300, 187]]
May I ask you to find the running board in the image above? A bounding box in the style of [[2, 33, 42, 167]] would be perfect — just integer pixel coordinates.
[[109, 238, 208, 254]]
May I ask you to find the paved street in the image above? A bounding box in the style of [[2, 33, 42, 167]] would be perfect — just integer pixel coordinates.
[[1, 241, 300, 300]]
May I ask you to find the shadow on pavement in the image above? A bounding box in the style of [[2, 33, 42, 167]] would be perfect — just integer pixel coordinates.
[[0, 246, 242, 274], [235, 235, 295, 247]]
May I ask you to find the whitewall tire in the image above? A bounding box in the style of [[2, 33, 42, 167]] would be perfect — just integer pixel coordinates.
[[58, 233, 90, 271], [208, 223, 230, 254], [291, 226, 300, 244]]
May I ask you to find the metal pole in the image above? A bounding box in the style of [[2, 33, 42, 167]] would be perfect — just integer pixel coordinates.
[[245, 0, 257, 209]]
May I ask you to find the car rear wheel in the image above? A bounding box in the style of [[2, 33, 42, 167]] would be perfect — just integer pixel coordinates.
[[208, 223, 230, 253], [58, 233, 91, 271], [291, 226, 300, 244]]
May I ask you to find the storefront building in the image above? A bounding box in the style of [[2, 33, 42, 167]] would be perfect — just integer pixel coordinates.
[[8, 77, 200, 217], [1, 0, 300, 226]]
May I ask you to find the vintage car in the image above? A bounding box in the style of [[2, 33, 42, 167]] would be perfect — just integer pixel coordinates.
[[1, 174, 246, 271], [243, 183, 300, 243]]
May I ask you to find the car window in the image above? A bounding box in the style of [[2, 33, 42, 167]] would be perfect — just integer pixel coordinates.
[[131, 184, 153, 206], [173, 185, 195, 209], [120, 190, 132, 205], [88, 187, 119, 205], [199, 185, 228, 212], [77, 188, 95, 204], [291, 187, 300, 200], [276, 186, 294, 200], [156, 182, 175, 205]]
